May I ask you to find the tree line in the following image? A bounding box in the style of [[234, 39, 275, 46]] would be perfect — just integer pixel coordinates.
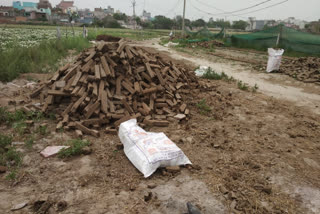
[[91, 13, 249, 30]]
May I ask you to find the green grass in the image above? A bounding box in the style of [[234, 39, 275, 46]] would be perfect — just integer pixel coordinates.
[[196, 99, 212, 115], [202, 67, 235, 82], [58, 139, 91, 158], [0, 37, 90, 82], [237, 81, 249, 91], [0, 134, 22, 180], [252, 84, 259, 93]]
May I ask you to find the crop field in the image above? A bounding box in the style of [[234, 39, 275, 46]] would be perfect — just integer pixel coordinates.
[[0, 24, 170, 50]]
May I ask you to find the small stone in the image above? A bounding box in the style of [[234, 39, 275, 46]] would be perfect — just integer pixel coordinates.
[[56, 201, 67, 212], [82, 146, 92, 155], [262, 187, 272, 195], [147, 183, 157, 189], [144, 192, 153, 202], [11, 202, 28, 211], [219, 186, 228, 194], [229, 192, 237, 200], [165, 166, 180, 173], [0, 166, 7, 173], [12, 142, 25, 146], [174, 114, 186, 120]]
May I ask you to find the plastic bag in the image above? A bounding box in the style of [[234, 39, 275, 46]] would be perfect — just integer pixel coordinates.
[[266, 48, 284, 73], [194, 66, 209, 77], [118, 119, 191, 178]]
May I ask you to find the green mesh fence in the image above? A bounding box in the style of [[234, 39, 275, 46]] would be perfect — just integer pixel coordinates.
[[231, 25, 320, 55], [185, 27, 224, 43]]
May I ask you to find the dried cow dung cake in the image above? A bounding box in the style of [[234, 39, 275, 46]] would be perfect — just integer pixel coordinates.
[[30, 39, 198, 137]]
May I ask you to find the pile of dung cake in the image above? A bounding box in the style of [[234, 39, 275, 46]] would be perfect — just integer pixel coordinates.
[[29, 39, 198, 137], [280, 57, 320, 83]]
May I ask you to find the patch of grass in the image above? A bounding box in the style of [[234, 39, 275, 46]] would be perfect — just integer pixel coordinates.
[[6, 170, 17, 180], [237, 81, 249, 91], [0, 134, 22, 180], [12, 121, 28, 136], [25, 135, 35, 149], [252, 84, 259, 93], [0, 37, 90, 82], [196, 99, 212, 115], [202, 67, 235, 82], [37, 124, 48, 136], [58, 139, 91, 158]]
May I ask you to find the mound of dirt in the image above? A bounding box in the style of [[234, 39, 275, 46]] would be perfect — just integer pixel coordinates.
[[96, 35, 121, 42], [29, 39, 198, 137]]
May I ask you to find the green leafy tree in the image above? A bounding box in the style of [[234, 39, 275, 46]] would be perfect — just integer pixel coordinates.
[[192, 19, 206, 27], [232, 20, 249, 30], [113, 13, 128, 22], [152, 15, 174, 29]]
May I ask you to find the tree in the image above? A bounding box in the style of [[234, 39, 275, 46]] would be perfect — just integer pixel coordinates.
[[94, 16, 122, 28], [174, 15, 191, 29], [232, 20, 249, 30], [207, 18, 230, 28], [113, 13, 127, 22], [192, 19, 206, 28], [152, 15, 174, 29]]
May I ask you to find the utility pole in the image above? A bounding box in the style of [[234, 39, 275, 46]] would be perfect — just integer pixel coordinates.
[[132, 0, 137, 30], [182, 0, 186, 37]]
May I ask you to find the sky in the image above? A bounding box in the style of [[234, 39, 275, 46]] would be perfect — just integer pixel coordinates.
[[2, 0, 319, 22]]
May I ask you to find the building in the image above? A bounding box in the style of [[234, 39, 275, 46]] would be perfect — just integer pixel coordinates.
[[94, 8, 106, 19], [141, 10, 151, 21], [0, 6, 14, 17], [105, 6, 114, 15], [282, 17, 308, 29], [12, 1, 51, 19], [56, 1, 74, 13], [37, 0, 51, 9], [308, 20, 320, 34], [246, 17, 268, 31]]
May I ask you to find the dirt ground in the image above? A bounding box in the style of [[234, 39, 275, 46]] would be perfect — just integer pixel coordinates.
[[0, 40, 320, 214]]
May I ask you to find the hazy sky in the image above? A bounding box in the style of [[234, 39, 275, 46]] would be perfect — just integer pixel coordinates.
[[2, 0, 319, 21]]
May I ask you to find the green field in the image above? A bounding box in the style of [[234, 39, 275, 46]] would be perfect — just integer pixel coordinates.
[[0, 25, 171, 82]]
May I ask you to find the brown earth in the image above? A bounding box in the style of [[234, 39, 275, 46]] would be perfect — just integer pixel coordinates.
[[0, 41, 320, 214]]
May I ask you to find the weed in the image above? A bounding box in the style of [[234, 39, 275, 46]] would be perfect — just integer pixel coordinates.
[[5, 147, 22, 166], [58, 139, 91, 158], [13, 121, 27, 136], [196, 99, 212, 115], [37, 124, 48, 136], [25, 136, 35, 149], [0, 134, 12, 149], [252, 84, 259, 93], [202, 67, 235, 82], [237, 81, 249, 91], [6, 170, 17, 180]]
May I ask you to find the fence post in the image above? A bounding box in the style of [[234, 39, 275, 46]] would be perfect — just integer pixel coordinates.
[[83, 26, 88, 38], [56, 27, 61, 40]]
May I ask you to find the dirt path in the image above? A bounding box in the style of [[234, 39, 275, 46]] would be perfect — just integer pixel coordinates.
[[140, 39, 320, 115]]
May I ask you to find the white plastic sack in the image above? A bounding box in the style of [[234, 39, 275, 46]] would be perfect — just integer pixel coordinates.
[[119, 119, 191, 178], [195, 66, 209, 77], [266, 48, 284, 73]]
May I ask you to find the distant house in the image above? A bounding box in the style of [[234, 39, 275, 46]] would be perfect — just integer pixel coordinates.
[[141, 10, 151, 21], [0, 6, 14, 17], [94, 8, 106, 19], [308, 20, 320, 34], [56, 1, 74, 13], [282, 17, 308, 29], [12, 1, 51, 19], [246, 18, 268, 31]]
